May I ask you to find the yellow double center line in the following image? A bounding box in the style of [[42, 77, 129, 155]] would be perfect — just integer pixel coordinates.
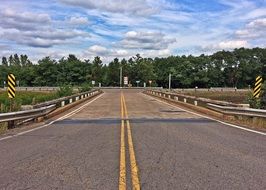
[[119, 92, 140, 190]]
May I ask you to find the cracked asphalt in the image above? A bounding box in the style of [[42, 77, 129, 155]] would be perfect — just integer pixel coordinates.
[[0, 89, 265, 189]]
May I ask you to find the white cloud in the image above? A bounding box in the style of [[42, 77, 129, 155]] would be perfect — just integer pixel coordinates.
[[247, 18, 266, 28], [0, 9, 51, 31], [0, 7, 91, 48], [244, 8, 266, 19], [235, 17, 266, 40], [142, 49, 171, 57], [218, 40, 249, 49], [83, 43, 173, 64], [88, 45, 108, 55], [3, 9, 51, 24], [120, 31, 176, 50], [0, 28, 89, 48], [203, 40, 249, 51], [59, 0, 155, 16], [69, 16, 89, 25], [83, 45, 131, 63], [86, 45, 130, 57], [115, 49, 128, 56]]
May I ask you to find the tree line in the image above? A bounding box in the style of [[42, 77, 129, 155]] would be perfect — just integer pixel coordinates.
[[0, 48, 265, 88]]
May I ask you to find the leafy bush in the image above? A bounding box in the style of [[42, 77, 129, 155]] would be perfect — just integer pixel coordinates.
[[56, 85, 73, 97], [79, 83, 92, 93], [0, 91, 58, 112], [246, 92, 262, 109], [261, 81, 266, 109]]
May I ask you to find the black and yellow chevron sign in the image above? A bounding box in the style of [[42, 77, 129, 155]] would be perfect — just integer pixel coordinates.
[[253, 76, 263, 98], [7, 74, 16, 99]]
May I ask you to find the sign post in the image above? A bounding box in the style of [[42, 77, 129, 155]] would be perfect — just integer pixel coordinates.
[[8, 74, 16, 99], [7, 74, 16, 128], [169, 74, 171, 91], [120, 67, 123, 88], [253, 76, 263, 98], [124, 77, 128, 86], [136, 80, 140, 87], [149, 80, 152, 87]]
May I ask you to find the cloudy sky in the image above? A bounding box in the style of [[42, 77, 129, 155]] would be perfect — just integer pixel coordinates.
[[0, 0, 266, 63]]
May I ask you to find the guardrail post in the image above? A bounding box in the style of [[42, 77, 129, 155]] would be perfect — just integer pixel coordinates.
[[61, 101, 65, 107], [76, 97, 79, 101], [184, 98, 187, 103], [69, 98, 72, 104], [37, 116, 44, 122], [175, 96, 178, 101], [168, 95, 171, 99], [8, 121, 15, 129], [194, 100, 198, 106]]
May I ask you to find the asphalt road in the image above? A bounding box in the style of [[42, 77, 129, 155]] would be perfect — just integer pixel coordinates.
[[0, 89, 265, 190]]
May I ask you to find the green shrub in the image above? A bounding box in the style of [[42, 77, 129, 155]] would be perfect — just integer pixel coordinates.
[[261, 81, 266, 109], [246, 92, 261, 109], [0, 91, 58, 112], [79, 83, 92, 93], [56, 85, 73, 97]]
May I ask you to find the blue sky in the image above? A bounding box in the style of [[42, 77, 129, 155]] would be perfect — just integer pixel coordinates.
[[0, 0, 266, 63]]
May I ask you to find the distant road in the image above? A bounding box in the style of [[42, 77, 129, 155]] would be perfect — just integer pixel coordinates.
[[0, 89, 265, 189]]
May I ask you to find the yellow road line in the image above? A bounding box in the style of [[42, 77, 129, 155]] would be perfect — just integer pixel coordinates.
[[122, 94, 141, 190], [119, 93, 126, 190]]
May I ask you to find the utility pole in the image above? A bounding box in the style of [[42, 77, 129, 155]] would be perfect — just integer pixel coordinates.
[[169, 73, 171, 91], [120, 67, 123, 88]]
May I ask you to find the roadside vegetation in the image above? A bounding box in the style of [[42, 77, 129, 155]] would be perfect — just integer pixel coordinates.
[[0, 47, 265, 108], [0, 83, 93, 113], [0, 91, 58, 112], [178, 91, 250, 104], [1, 48, 265, 89], [246, 81, 266, 109]]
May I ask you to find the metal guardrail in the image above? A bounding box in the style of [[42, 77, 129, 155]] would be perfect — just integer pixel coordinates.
[[0, 89, 102, 126], [207, 103, 266, 118], [173, 88, 250, 92], [146, 90, 247, 107], [33, 89, 100, 108], [145, 90, 266, 119], [95, 87, 163, 89], [0, 105, 56, 122]]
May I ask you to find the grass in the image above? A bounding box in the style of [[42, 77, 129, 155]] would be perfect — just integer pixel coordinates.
[[0, 91, 58, 113], [0, 122, 8, 134], [177, 91, 250, 104]]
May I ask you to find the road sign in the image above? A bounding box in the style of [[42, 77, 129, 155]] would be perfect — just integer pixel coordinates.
[[124, 77, 128, 85], [136, 80, 140, 87], [149, 80, 152, 87], [8, 74, 16, 99], [253, 76, 263, 98], [92, 80, 95, 85]]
